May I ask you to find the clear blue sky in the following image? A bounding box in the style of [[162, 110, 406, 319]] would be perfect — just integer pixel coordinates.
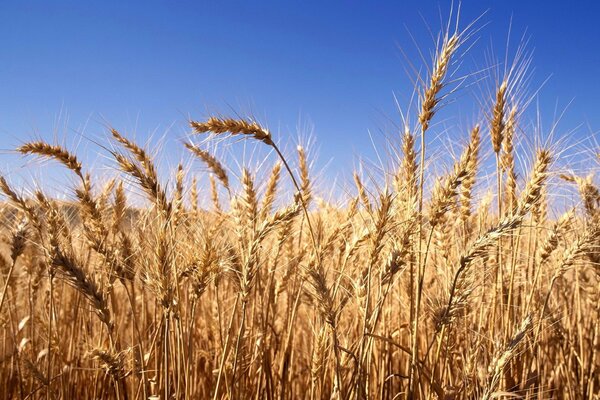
[[1, 1, 599, 186]]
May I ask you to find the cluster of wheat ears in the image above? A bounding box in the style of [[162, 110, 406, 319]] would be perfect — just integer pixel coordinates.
[[0, 19, 598, 400]]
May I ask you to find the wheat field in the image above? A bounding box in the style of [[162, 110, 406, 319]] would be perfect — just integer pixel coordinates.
[[0, 20, 598, 400]]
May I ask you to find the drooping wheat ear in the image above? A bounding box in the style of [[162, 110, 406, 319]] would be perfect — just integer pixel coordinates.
[[113, 152, 171, 217], [502, 106, 518, 212], [260, 161, 281, 220], [46, 210, 112, 329], [17, 141, 83, 179], [297, 145, 312, 206], [110, 129, 153, 173], [353, 172, 372, 212], [490, 80, 508, 154], [190, 115, 318, 249], [459, 124, 480, 224], [481, 315, 533, 400], [0, 176, 41, 232], [419, 33, 459, 132], [184, 142, 230, 192], [190, 116, 274, 145], [111, 130, 172, 217], [0, 176, 24, 208]]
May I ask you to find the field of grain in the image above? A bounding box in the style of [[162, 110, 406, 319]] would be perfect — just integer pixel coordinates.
[[0, 22, 598, 400]]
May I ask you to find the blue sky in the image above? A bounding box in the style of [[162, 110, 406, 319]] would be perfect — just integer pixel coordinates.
[[1, 1, 599, 190]]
